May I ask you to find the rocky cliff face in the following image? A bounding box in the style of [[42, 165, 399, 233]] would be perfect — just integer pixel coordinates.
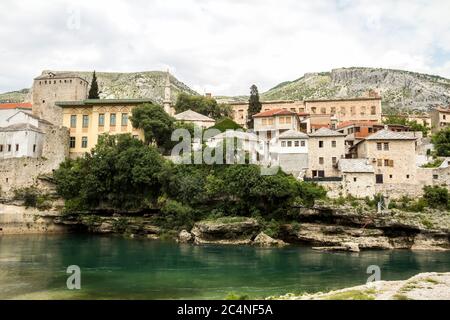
[[0, 71, 198, 104], [262, 67, 450, 112]]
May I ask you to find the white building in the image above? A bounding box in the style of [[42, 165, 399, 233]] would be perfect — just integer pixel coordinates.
[[270, 130, 309, 176], [0, 111, 48, 159], [207, 130, 263, 163], [0, 103, 33, 126]]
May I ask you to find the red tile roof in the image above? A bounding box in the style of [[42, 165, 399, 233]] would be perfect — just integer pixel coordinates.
[[311, 124, 330, 129], [253, 109, 296, 118], [0, 102, 32, 110]]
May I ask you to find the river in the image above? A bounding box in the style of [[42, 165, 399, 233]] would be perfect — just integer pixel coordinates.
[[0, 234, 449, 299]]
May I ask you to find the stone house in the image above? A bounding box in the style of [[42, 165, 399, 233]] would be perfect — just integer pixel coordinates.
[[307, 127, 346, 179], [174, 109, 215, 128], [430, 107, 450, 133], [351, 129, 417, 189], [338, 159, 375, 198]]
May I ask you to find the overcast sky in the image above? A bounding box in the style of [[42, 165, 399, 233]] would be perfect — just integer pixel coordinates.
[[1, 0, 450, 96]]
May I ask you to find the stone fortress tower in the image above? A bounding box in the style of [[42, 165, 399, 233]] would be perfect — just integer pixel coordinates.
[[32, 71, 89, 126]]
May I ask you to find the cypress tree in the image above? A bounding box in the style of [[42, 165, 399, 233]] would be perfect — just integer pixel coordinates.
[[247, 84, 262, 129], [88, 71, 100, 99]]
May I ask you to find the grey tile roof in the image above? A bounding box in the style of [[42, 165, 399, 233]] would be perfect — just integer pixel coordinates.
[[174, 109, 215, 122], [338, 159, 374, 173], [0, 123, 43, 133], [308, 127, 346, 137], [366, 129, 417, 140], [278, 129, 309, 139]]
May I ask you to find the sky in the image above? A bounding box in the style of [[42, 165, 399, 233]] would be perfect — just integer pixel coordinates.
[[0, 0, 450, 96]]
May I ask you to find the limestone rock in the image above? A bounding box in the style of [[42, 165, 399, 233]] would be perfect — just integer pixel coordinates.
[[191, 218, 260, 245], [178, 230, 193, 243], [253, 232, 287, 247]]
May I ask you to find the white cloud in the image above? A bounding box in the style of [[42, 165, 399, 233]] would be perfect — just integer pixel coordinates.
[[0, 0, 449, 95]]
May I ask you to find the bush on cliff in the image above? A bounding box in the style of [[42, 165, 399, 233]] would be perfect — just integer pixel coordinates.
[[423, 186, 449, 209]]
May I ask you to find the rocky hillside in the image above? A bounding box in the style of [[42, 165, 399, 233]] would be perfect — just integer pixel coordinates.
[[261, 67, 450, 112], [0, 71, 198, 104]]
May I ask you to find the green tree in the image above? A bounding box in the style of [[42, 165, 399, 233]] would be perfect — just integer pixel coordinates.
[[88, 71, 100, 99], [431, 127, 450, 156], [131, 103, 175, 150], [423, 186, 449, 209], [383, 115, 429, 136], [210, 117, 243, 132], [175, 93, 231, 120], [247, 85, 262, 129], [54, 134, 164, 211]]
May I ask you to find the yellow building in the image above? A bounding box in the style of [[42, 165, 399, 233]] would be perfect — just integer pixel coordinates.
[[57, 99, 152, 158]]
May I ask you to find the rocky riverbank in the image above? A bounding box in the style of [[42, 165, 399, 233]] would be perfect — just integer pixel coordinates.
[[2, 199, 449, 251], [269, 272, 450, 300]]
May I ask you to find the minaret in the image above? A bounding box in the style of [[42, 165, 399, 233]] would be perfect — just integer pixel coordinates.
[[163, 70, 174, 116]]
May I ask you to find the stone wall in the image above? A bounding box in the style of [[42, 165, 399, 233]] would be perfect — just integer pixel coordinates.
[[0, 125, 69, 197]]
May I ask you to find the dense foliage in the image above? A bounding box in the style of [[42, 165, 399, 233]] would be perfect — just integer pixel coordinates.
[[383, 115, 429, 136], [431, 127, 450, 157], [210, 117, 243, 132], [131, 103, 195, 153], [88, 71, 100, 99], [54, 134, 164, 211], [423, 186, 449, 209], [54, 134, 326, 228], [174, 93, 232, 120], [247, 85, 262, 129]]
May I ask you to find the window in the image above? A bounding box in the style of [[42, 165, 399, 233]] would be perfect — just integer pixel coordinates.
[[122, 113, 128, 126], [268, 118, 274, 125], [294, 141, 299, 147], [0, 145, 2, 152], [319, 157, 324, 165], [406, 175, 410, 179], [70, 115, 77, 128], [81, 137, 88, 148], [285, 116, 291, 124], [320, 108, 326, 114], [82, 115, 89, 128], [281, 141, 286, 147], [98, 114, 105, 126], [443, 115, 446, 120], [377, 143, 382, 151], [433, 174, 439, 180], [371, 106, 376, 115], [355, 127, 360, 133], [69, 137, 76, 148], [33, 145, 36, 153], [319, 141, 324, 148], [7, 144, 11, 152], [262, 118, 268, 125], [384, 159, 389, 166], [389, 175, 393, 179], [377, 159, 382, 167], [312, 170, 317, 177], [287, 141, 292, 147], [279, 117, 285, 124], [332, 157, 337, 165], [383, 143, 389, 151], [110, 113, 116, 126], [318, 170, 325, 178], [353, 177, 357, 182], [368, 128, 373, 133], [311, 107, 317, 114], [351, 106, 356, 115], [331, 141, 336, 148], [360, 106, 366, 115], [301, 141, 306, 147], [376, 174, 383, 184], [330, 107, 336, 114]]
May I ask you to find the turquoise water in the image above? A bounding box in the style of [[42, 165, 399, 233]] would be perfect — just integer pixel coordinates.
[[0, 234, 449, 299]]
